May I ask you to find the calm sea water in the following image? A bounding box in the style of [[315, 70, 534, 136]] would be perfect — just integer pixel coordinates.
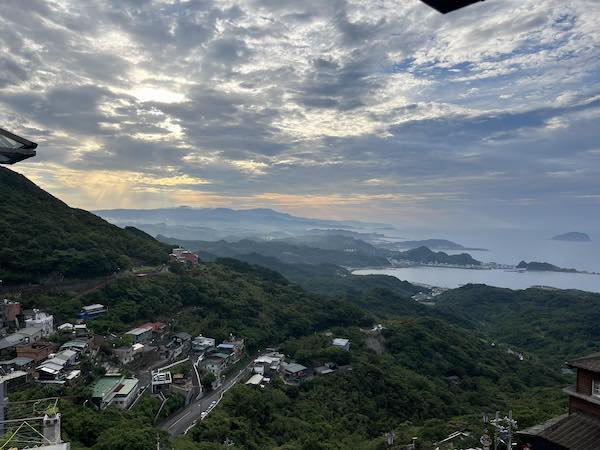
[[352, 267, 600, 293], [393, 229, 600, 272], [357, 229, 600, 293]]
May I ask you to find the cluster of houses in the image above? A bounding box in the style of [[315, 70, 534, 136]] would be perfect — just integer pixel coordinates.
[[146, 334, 246, 395], [200, 335, 245, 381], [169, 247, 199, 267], [246, 337, 351, 387], [0, 299, 101, 389]]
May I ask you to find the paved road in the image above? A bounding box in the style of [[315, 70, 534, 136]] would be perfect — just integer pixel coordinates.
[[159, 359, 253, 436]]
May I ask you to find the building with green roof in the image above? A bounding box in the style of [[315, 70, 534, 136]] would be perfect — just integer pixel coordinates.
[[92, 375, 140, 410]]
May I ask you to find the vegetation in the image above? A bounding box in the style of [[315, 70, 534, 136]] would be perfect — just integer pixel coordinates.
[[7, 385, 175, 450], [22, 258, 370, 348], [5, 170, 593, 450], [435, 284, 600, 366], [516, 261, 577, 273], [179, 320, 566, 449], [158, 236, 481, 268], [0, 167, 171, 284]]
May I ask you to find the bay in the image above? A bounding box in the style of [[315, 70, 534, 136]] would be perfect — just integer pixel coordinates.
[[352, 266, 600, 293]]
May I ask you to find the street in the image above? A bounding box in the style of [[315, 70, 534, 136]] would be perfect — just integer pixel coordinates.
[[158, 358, 253, 437]]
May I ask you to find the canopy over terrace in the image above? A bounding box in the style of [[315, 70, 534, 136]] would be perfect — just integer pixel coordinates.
[[0, 128, 37, 164], [420, 0, 485, 13]]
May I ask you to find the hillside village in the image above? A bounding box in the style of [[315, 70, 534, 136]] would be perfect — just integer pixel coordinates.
[[0, 250, 358, 443], [2, 244, 599, 449]]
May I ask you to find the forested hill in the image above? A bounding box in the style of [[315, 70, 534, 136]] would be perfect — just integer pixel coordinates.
[[0, 167, 171, 284], [157, 235, 482, 267], [434, 284, 600, 366]]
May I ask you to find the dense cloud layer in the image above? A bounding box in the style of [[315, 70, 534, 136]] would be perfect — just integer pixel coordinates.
[[1, 0, 599, 229]]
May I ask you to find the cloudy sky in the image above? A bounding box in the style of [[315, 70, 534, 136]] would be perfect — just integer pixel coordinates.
[[1, 0, 599, 230]]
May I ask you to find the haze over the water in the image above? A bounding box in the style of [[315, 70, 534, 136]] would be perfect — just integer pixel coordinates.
[[2, 0, 599, 232]]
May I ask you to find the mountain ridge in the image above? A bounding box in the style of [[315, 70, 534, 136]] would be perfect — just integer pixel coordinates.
[[0, 167, 171, 284]]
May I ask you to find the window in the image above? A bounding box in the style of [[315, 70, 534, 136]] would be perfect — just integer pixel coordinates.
[[593, 380, 600, 397]]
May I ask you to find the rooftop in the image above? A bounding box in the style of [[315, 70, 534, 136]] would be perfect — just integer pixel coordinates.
[[519, 413, 600, 450], [55, 349, 77, 361], [217, 343, 235, 349], [93, 376, 123, 398], [246, 374, 264, 385], [0, 356, 33, 367], [284, 362, 307, 374], [0, 370, 28, 382], [114, 378, 139, 396], [126, 326, 153, 336], [333, 338, 349, 346], [82, 304, 105, 311], [61, 339, 88, 350], [0, 334, 26, 350], [568, 353, 600, 372], [173, 332, 192, 341], [17, 327, 43, 337]]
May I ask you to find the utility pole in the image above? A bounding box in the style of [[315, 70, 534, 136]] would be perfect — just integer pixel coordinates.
[[485, 410, 518, 450], [493, 411, 499, 450]]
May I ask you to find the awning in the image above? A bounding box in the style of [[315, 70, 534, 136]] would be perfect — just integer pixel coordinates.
[[0, 128, 37, 164], [420, 0, 485, 14]]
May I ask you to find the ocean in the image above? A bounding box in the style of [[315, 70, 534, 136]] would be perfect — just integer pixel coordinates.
[[356, 228, 600, 293]]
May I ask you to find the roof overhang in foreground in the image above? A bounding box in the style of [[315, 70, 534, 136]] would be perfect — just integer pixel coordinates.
[[0, 127, 37, 164], [420, 0, 485, 13]]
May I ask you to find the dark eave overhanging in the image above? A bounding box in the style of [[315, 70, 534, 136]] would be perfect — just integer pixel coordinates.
[[420, 0, 486, 14], [0, 127, 37, 164]]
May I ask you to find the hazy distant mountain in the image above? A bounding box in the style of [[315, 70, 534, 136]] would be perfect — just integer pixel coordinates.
[[551, 232, 591, 242], [94, 207, 395, 241], [384, 239, 487, 251], [158, 235, 481, 268]]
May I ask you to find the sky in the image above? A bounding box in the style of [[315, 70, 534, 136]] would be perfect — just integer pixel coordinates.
[[1, 0, 599, 230]]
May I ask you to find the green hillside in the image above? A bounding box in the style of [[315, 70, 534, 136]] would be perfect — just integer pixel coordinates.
[[184, 318, 566, 449], [435, 284, 600, 366], [0, 167, 171, 284], [1, 169, 582, 450]]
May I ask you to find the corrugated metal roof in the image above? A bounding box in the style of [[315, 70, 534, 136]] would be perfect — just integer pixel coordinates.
[[245, 374, 263, 385], [126, 326, 153, 336], [568, 353, 600, 372], [114, 378, 139, 396], [283, 362, 307, 373], [0, 356, 33, 366], [519, 413, 600, 450]]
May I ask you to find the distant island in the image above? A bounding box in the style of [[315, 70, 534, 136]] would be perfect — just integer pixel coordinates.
[[551, 232, 591, 242], [517, 261, 578, 273]]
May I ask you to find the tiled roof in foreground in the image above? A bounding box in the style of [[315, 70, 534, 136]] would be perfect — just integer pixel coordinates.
[[519, 413, 600, 450]]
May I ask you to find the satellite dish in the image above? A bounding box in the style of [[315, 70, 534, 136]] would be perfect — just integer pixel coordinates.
[[0, 128, 37, 164], [420, 0, 486, 14]]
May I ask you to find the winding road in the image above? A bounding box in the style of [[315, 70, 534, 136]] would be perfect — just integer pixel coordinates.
[[159, 358, 253, 436]]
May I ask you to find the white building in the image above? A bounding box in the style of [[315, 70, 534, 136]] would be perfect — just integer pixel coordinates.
[[25, 310, 54, 337], [245, 374, 264, 386], [57, 323, 73, 333], [332, 338, 350, 352], [151, 371, 172, 393], [192, 335, 216, 352], [93, 376, 140, 410]]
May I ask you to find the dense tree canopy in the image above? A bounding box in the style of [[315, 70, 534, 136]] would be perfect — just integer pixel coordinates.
[[0, 167, 171, 284]]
